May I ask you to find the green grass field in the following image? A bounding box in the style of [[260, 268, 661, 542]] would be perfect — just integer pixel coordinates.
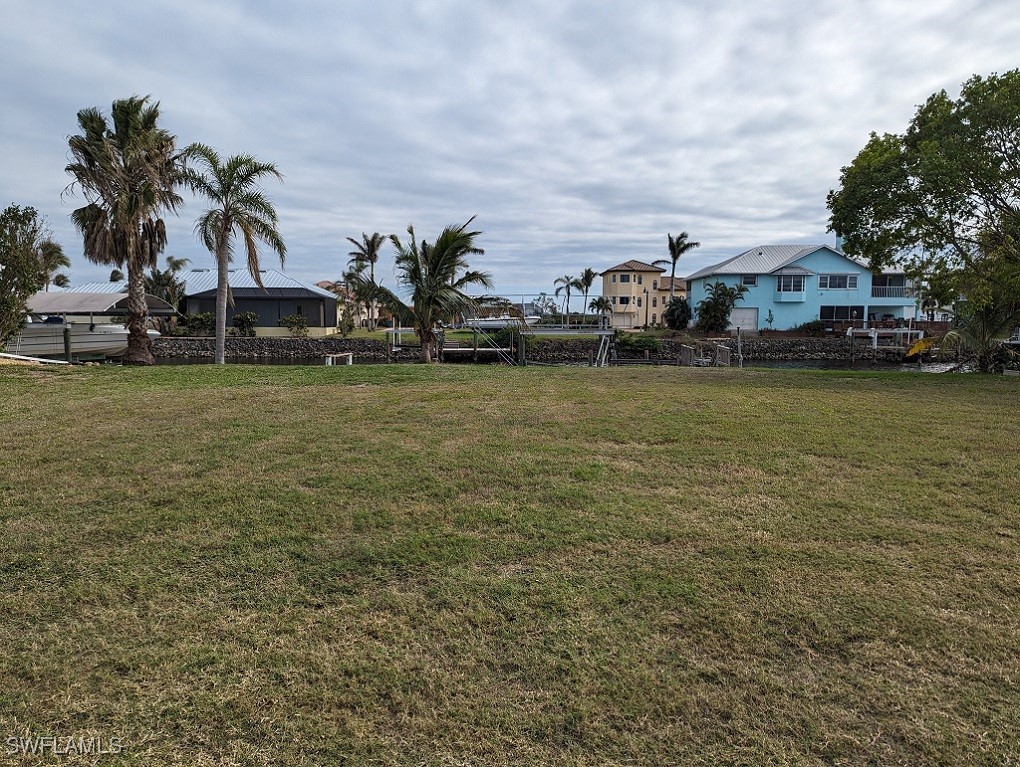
[[1, 364, 1018, 766]]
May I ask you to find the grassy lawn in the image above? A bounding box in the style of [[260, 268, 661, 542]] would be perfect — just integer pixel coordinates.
[[1, 364, 1018, 766]]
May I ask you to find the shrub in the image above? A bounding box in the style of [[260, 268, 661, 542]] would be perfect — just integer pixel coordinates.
[[279, 313, 309, 337], [662, 297, 691, 330], [615, 332, 660, 355], [185, 312, 216, 336], [792, 319, 827, 336], [231, 311, 259, 337]]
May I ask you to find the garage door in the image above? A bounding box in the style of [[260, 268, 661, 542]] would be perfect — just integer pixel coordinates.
[[729, 307, 759, 331]]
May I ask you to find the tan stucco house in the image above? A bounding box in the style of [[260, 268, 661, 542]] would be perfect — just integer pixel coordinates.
[[601, 260, 686, 328]]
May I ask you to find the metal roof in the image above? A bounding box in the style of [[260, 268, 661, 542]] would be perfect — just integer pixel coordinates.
[[686, 245, 841, 280], [68, 269, 337, 300], [28, 291, 176, 315], [63, 282, 129, 294], [602, 260, 666, 274], [182, 269, 338, 299]]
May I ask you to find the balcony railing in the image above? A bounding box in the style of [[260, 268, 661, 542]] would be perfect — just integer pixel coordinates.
[[774, 291, 805, 302], [871, 286, 912, 298]]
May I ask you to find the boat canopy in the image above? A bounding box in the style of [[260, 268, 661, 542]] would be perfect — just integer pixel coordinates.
[[28, 291, 176, 316]]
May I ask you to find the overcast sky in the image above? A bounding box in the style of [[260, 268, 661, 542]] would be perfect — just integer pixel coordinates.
[[2, 1, 1018, 297]]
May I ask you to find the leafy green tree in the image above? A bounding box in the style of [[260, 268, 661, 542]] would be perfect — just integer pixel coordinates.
[[576, 268, 599, 324], [185, 145, 287, 365], [827, 70, 1020, 342], [346, 232, 387, 330], [353, 217, 492, 362], [662, 296, 691, 330], [37, 239, 69, 291], [554, 274, 581, 317], [655, 232, 700, 301], [66, 96, 189, 365], [694, 282, 747, 334], [0, 205, 47, 345]]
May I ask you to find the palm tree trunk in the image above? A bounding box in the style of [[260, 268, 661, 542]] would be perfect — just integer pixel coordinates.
[[368, 262, 376, 331], [670, 262, 677, 302], [123, 261, 155, 365], [215, 246, 229, 364]]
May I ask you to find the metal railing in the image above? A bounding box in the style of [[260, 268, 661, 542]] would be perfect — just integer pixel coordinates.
[[870, 286, 912, 298]]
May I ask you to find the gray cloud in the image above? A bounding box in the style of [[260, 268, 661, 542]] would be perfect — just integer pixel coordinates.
[[2, 0, 1018, 295]]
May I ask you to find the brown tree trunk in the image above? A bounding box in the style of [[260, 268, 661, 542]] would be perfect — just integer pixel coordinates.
[[215, 245, 229, 365], [122, 260, 154, 365]]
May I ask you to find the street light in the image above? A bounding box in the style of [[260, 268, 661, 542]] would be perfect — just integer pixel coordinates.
[[643, 288, 650, 328]]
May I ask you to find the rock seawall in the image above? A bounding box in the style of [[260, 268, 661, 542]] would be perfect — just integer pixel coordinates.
[[152, 336, 418, 362], [153, 335, 904, 364]]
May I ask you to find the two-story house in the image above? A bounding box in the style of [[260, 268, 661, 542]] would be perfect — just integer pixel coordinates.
[[686, 245, 914, 331], [601, 261, 687, 328]]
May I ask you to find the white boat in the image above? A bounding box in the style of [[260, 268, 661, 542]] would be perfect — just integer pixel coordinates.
[[464, 315, 541, 329], [4, 322, 159, 360]]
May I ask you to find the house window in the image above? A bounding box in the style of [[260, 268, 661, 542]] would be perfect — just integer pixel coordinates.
[[612, 274, 617, 283], [651, 314, 657, 324], [742, 275, 758, 287], [777, 275, 805, 292], [637, 297, 642, 308], [637, 274, 643, 285], [820, 305, 866, 321], [652, 297, 657, 308], [619, 296, 630, 305], [819, 274, 857, 289], [611, 296, 617, 304], [652, 280, 657, 290], [619, 274, 630, 283]]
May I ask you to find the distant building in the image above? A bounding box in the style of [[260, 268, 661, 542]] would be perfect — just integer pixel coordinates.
[[70, 269, 341, 336], [600, 260, 668, 328], [686, 245, 915, 331]]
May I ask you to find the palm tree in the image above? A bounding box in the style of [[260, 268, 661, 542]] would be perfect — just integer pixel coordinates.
[[110, 268, 124, 282], [37, 240, 69, 291], [185, 144, 286, 365], [52, 273, 71, 289], [352, 217, 491, 362], [554, 274, 581, 320], [145, 255, 190, 333], [589, 295, 613, 328], [576, 267, 598, 325], [654, 231, 700, 302], [346, 232, 386, 330], [66, 96, 188, 364]]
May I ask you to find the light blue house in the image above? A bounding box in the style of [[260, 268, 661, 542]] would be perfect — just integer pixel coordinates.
[[686, 245, 915, 331]]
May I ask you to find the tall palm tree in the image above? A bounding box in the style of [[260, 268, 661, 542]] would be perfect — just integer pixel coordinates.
[[346, 232, 386, 330], [37, 240, 69, 291], [353, 217, 491, 362], [576, 267, 598, 325], [66, 95, 188, 364], [654, 231, 701, 302], [185, 144, 286, 365], [554, 274, 581, 319]]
